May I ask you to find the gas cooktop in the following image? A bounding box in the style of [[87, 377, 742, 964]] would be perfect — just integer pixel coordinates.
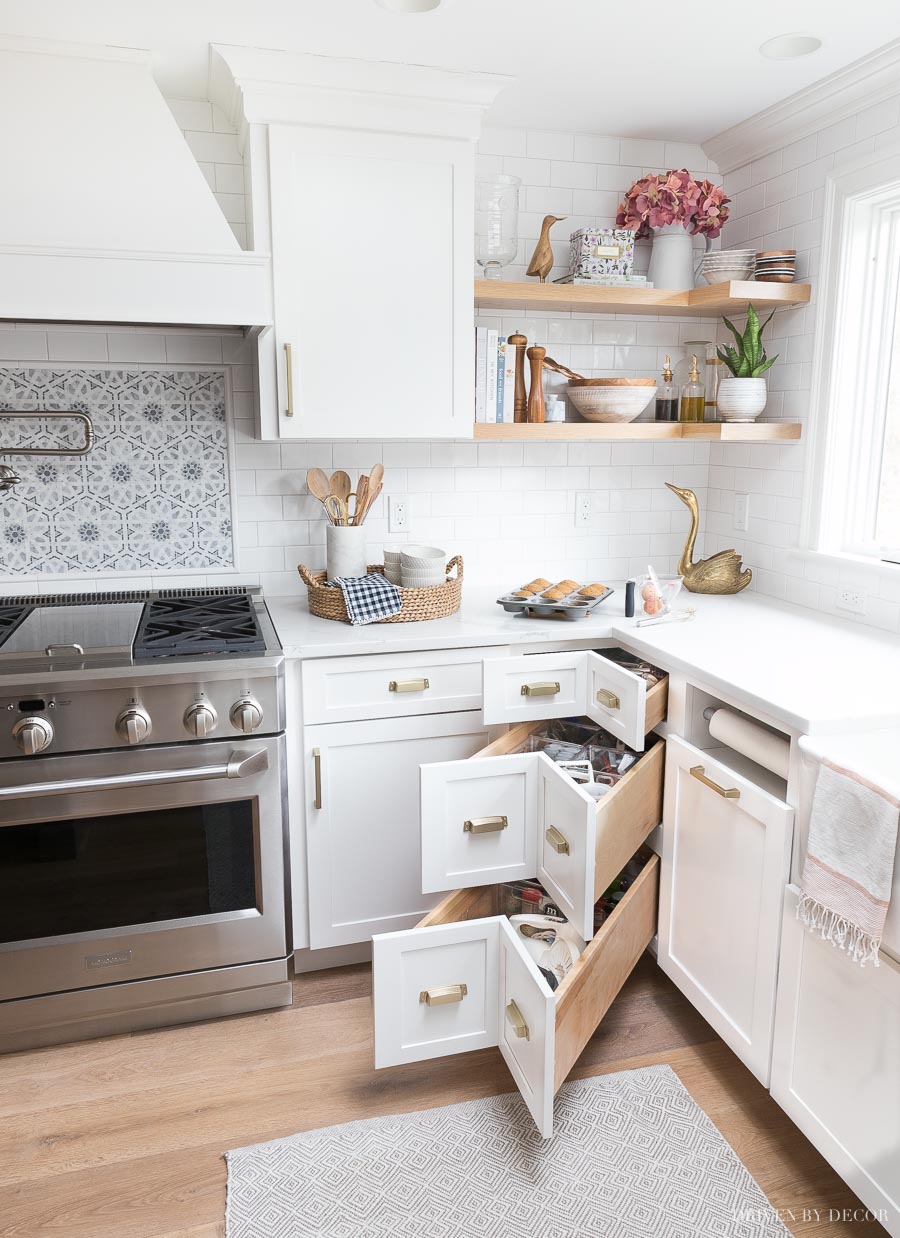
[[0, 587, 279, 670]]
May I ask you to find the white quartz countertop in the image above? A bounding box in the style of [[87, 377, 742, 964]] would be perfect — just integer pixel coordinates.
[[266, 587, 900, 734]]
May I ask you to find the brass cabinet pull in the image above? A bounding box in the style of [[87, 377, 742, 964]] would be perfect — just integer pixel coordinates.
[[420, 983, 467, 1006], [545, 826, 570, 855], [284, 342, 295, 418], [690, 765, 740, 800], [596, 688, 621, 710], [463, 815, 508, 834], [312, 747, 322, 809], [520, 681, 561, 697], [389, 678, 430, 693], [505, 1000, 530, 1040]]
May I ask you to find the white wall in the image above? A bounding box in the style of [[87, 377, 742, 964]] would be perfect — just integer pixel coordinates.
[[706, 95, 900, 634]]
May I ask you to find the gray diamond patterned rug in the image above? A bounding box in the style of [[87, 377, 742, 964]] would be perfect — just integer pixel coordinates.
[[225, 1065, 791, 1237]]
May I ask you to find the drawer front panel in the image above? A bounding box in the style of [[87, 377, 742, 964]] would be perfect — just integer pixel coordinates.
[[586, 652, 647, 750], [498, 919, 555, 1138], [303, 648, 501, 724], [421, 755, 539, 893], [482, 652, 586, 725], [536, 757, 597, 942]]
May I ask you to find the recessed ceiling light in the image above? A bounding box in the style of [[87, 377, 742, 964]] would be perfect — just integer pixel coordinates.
[[376, 0, 441, 11], [759, 33, 822, 60]]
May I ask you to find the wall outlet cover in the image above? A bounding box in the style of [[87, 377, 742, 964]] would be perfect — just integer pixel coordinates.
[[734, 493, 750, 532], [575, 492, 592, 529], [388, 495, 408, 534], [837, 587, 867, 614]]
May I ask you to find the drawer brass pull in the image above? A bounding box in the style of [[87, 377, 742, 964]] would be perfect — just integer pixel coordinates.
[[284, 342, 295, 418], [690, 765, 740, 800], [545, 826, 570, 855], [312, 747, 322, 809], [389, 678, 430, 693], [420, 983, 467, 1006], [596, 688, 621, 710], [521, 681, 561, 697], [464, 815, 508, 834], [505, 1000, 530, 1040]]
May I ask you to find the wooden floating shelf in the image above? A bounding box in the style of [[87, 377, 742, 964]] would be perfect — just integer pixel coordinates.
[[474, 279, 811, 317], [473, 422, 802, 442]]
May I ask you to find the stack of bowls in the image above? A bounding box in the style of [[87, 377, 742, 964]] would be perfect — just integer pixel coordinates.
[[755, 250, 796, 283], [700, 249, 756, 284], [400, 545, 446, 588]]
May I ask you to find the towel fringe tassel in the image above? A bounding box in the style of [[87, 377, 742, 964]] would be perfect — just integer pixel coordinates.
[[797, 895, 881, 967]]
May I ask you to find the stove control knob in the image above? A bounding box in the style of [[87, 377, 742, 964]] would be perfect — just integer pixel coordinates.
[[230, 697, 263, 734], [184, 702, 218, 739], [116, 706, 152, 746], [12, 716, 54, 755]]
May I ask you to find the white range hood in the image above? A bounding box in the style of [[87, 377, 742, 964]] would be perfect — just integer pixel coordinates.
[[0, 36, 270, 327]]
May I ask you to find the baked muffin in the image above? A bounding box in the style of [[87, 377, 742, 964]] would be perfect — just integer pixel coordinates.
[[525, 577, 552, 592], [579, 583, 607, 598], [557, 579, 578, 594], [542, 587, 567, 600], [512, 588, 535, 598]]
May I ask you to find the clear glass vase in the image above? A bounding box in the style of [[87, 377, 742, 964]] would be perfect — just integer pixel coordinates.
[[475, 174, 521, 281]]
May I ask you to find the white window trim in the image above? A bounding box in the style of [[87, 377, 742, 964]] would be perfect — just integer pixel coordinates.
[[801, 141, 900, 570]]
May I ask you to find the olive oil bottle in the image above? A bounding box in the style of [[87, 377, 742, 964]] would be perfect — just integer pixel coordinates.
[[679, 354, 705, 423]]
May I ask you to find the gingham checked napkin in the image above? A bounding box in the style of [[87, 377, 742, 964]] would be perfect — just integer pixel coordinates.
[[325, 573, 402, 625]]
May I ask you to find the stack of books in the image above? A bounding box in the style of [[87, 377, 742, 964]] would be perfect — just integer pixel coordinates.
[[474, 328, 516, 423]]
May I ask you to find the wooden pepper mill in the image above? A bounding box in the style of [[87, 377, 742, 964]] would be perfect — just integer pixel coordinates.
[[526, 345, 546, 423], [508, 333, 528, 422]]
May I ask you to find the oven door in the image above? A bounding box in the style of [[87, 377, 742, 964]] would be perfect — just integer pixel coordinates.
[[0, 735, 287, 1002]]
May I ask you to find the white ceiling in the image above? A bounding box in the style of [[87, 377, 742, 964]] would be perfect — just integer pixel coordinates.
[[3, 0, 899, 142]]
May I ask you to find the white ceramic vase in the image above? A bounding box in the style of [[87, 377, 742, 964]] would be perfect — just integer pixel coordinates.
[[647, 223, 696, 291], [717, 376, 768, 422], [326, 524, 367, 580]]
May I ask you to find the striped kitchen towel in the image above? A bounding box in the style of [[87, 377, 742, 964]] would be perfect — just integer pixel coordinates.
[[799, 758, 900, 967], [325, 573, 402, 625]]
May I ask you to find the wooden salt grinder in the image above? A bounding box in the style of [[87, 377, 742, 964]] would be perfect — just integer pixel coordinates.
[[526, 345, 546, 423], [508, 333, 527, 422]]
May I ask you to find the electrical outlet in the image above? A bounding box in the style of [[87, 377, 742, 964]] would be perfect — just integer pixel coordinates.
[[837, 587, 867, 615], [734, 493, 751, 532], [575, 492, 592, 528], [388, 495, 408, 533]]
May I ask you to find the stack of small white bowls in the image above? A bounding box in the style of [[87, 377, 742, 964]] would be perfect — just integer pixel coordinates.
[[401, 545, 446, 588], [700, 250, 756, 284]]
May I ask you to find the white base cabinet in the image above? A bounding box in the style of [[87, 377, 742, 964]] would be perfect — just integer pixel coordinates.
[[772, 886, 900, 1235], [658, 735, 794, 1085], [303, 711, 491, 949]]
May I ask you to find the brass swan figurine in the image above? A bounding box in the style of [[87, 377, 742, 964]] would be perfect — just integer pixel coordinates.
[[666, 482, 752, 594]]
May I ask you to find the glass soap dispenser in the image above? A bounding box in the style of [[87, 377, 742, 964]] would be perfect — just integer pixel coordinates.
[[654, 355, 678, 422], [679, 354, 705, 423]]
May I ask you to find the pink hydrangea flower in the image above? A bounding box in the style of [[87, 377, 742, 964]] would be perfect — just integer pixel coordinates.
[[617, 169, 731, 239]]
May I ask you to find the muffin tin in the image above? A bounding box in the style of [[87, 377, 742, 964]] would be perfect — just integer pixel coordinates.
[[497, 583, 614, 620]]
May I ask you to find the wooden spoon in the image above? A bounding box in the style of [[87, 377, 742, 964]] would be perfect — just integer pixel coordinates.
[[354, 475, 369, 526], [330, 470, 352, 505], [307, 467, 331, 503]]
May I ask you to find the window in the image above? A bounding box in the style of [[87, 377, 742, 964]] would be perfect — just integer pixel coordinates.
[[808, 148, 900, 566]]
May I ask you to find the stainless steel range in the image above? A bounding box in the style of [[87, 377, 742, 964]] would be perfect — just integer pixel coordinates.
[[0, 587, 291, 1052]]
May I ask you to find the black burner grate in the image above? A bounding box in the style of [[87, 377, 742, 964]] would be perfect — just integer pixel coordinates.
[[0, 605, 31, 649], [133, 591, 265, 659]]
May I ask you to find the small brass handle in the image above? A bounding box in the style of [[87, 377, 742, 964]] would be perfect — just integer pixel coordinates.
[[506, 1000, 529, 1040], [690, 765, 740, 800], [596, 688, 621, 710], [463, 815, 508, 834], [546, 826, 570, 855], [312, 747, 322, 809], [284, 342, 295, 418], [389, 678, 430, 693], [520, 681, 561, 697], [420, 983, 467, 1006]]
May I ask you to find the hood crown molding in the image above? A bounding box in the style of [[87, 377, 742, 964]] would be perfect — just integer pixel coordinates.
[[704, 38, 900, 172]]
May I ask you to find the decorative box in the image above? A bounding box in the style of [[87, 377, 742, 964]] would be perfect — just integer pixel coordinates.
[[568, 228, 635, 278]]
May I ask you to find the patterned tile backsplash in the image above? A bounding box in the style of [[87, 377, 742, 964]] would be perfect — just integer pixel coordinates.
[[0, 368, 235, 575]]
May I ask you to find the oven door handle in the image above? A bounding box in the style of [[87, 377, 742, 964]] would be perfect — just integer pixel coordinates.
[[0, 748, 268, 803]]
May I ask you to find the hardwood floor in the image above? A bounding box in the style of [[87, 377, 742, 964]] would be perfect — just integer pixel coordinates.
[[0, 956, 885, 1238]]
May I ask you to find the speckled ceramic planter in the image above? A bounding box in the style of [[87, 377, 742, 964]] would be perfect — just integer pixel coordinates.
[[717, 377, 768, 422]]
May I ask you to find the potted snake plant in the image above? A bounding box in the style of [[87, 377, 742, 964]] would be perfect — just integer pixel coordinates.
[[716, 304, 778, 421]]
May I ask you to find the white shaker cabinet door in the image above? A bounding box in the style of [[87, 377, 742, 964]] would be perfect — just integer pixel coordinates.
[[268, 123, 474, 440], [303, 712, 490, 949], [658, 736, 793, 1085]]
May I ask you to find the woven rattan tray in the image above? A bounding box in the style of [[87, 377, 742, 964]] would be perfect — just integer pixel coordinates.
[[298, 556, 463, 624]]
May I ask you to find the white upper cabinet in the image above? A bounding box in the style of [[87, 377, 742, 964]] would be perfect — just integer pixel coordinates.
[[210, 46, 509, 440]]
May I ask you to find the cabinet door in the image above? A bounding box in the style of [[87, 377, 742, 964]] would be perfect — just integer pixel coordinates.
[[304, 712, 490, 949], [268, 123, 473, 439], [658, 736, 793, 1084]]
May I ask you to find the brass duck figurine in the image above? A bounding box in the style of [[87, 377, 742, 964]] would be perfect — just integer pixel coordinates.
[[527, 215, 566, 283], [666, 482, 752, 595]]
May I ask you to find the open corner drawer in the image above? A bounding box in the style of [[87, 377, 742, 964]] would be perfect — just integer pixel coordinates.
[[373, 852, 660, 1137], [481, 648, 668, 751]]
